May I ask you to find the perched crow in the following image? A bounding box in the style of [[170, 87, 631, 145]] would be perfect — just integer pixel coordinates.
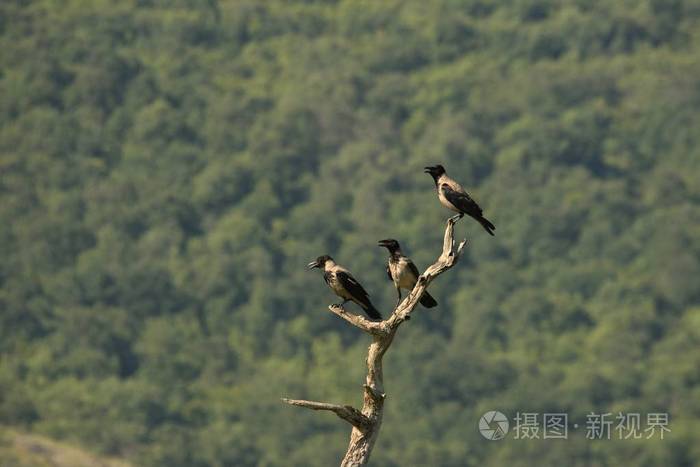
[[378, 239, 437, 309], [307, 255, 382, 320], [424, 164, 495, 236]]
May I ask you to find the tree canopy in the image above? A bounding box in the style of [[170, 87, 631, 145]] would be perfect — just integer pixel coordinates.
[[1, 0, 699, 465]]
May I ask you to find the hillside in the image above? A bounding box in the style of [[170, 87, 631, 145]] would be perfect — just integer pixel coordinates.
[[0, 427, 131, 467], [1, 0, 699, 466]]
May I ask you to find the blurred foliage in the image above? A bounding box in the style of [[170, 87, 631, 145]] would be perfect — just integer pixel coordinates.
[[1, 0, 699, 465], [0, 427, 132, 467]]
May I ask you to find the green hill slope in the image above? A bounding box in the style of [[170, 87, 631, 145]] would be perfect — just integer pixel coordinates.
[[1, 0, 699, 466], [0, 428, 131, 467]]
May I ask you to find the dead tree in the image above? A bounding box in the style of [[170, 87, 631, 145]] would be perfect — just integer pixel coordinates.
[[282, 217, 467, 466]]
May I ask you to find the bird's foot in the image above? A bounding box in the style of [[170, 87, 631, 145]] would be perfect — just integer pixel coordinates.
[[331, 303, 346, 311], [448, 214, 462, 224]]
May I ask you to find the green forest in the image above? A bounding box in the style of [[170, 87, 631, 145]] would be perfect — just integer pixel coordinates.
[[1, 0, 699, 465]]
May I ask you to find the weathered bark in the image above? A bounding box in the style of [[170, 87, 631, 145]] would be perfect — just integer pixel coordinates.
[[283, 218, 467, 466]]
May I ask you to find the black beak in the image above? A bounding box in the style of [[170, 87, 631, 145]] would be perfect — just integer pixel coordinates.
[[378, 240, 396, 251], [307, 261, 320, 269]]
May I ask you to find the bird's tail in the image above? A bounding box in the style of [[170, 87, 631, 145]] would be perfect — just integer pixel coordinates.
[[478, 216, 495, 236], [362, 302, 382, 321], [419, 291, 438, 308]]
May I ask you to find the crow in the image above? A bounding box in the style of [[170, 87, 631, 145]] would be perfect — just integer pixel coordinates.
[[424, 164, 495, 236], [378, 239, 437, 309], [308, 255, 382, 320]]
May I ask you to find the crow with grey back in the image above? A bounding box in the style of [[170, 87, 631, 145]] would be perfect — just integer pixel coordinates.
[[424, 164, 495, 236], [307, 255, 382, 320], [378, 239, 438, 309]]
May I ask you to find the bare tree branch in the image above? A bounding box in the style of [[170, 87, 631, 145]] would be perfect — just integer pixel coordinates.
[[327, 304, 388, 336], [284, 218, 468, 466], [281, 398, 371, 431], [388, 216, 467, 326]]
